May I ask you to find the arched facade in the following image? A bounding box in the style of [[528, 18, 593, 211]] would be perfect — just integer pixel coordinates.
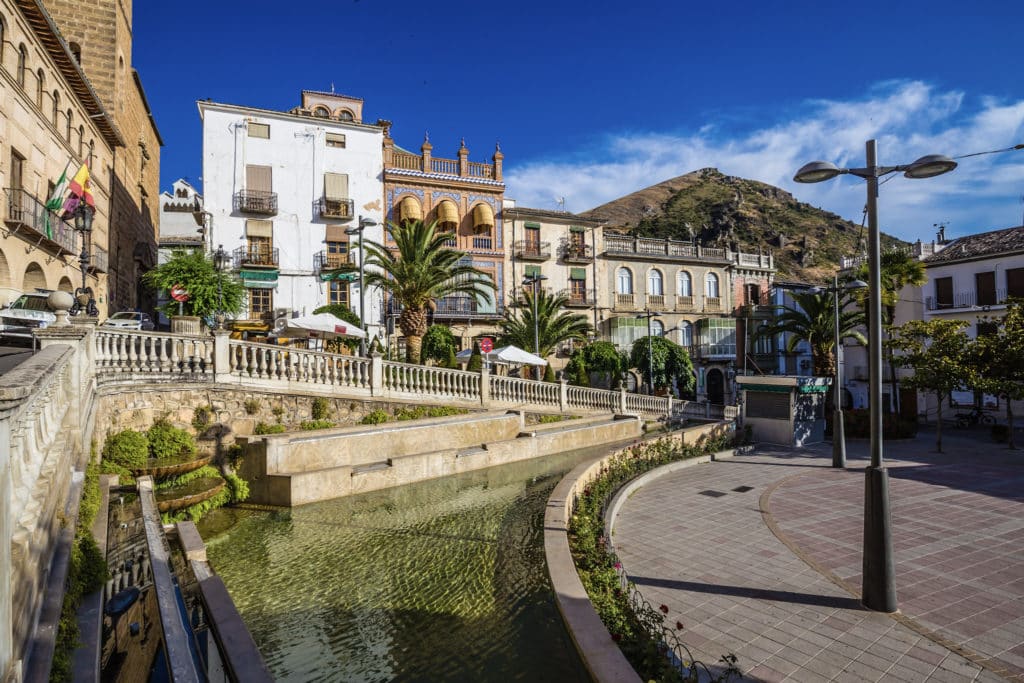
[[677, 270, 692, 297], [57, 276, 74, 292], [647, 268, 663, 295], [705, 272, 720, 298], [23, 262, 47, 292]]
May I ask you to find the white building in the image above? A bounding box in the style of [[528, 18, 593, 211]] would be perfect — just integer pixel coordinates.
[[198, 91, 385, 341]]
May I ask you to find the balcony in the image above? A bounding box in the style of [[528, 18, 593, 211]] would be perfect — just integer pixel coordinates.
[[88, 245, 109, 273], [392, 297, 503, 320], [695, 342, 737, 359], [514, 240, 550, 261], [925, 289, 1020, 311], [675, 295, 697, 312], [614, 293, 636, 310], [646, 294, 667, 310], [314, 250, 357, 274], [4, 188, 78, 256], [233, 246, 279, 268], [471, 236, 493, 250], [560, 288, 596, 307], [704, 296, 723, 312], [561, 242, 594, 263], [233, 190, 278, 215], [317, 197, 354, 221]]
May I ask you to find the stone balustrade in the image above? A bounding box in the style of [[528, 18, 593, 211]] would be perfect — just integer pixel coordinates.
[[228, 340, 371, 390], [95, 329, 214, 379], [383, 361, 480, 401]]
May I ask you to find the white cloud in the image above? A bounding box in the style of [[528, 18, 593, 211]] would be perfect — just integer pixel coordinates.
[[504, 81, 1024, 242]]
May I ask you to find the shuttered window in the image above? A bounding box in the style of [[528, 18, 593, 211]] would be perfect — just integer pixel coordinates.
[[324, 172, 349, 199], [524, 265, 541, 278], [248, 122, 270, 139], [1007, 268, 1024, 299], [976, 271, 996, 306], [246, 165, 272, 192], [569, 268, 587, 280], [326, 133, 346, 148], [245, 220, 273, 238], [935, 277, 953, 308], [746, 391, 790, 420]]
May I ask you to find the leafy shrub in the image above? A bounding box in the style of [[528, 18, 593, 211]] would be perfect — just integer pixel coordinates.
[[992, 424, 1009, 443], [191, 405, 213, 431], [467, 341, 483, 372], [99, 460, 135, 486], [543, 364, 556, 383], [147, 419, 196, 460], [155, 465, 221, 491], [300, 419, 336, 431], [271, 405, 286, 424], [164, 486, 231, 524], [422, 324, 458, 365], [225, 472, 250, 503], [244, 399, 261, 415], [254, 422, 286, 435], [103, 430, 149, 469], [360, 409, 389, 425], [311, 397, 332, 421]]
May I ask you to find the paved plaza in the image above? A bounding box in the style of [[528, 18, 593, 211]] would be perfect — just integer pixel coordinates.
[[610, 429, 1024, 682]]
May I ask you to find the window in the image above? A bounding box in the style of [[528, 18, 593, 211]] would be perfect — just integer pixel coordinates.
[[934, 276, 953, 308], [524, 225, 540, 247], [678, 321, 693, 347], [324, 172, 349, 199], [977, 321, 998, 338], [313, 106, 330, 118], [616, 267, 633, 294], [328, 280, 349, 306], [648, 269, 664, 295], [0, 19, 4, 66], [248, 288, 273, 319], [975, 271, 996, 306], [247, 122, 270, 139], [77, 125, 84, 158], [325, 240, 349, 268], [745, 283, 762, 306], [326, 133, 346, 148], [338, 110, 354, 121], [65, 109, 72, 142], [651, 319, 665, 337], [36, 69, 44, 108], [246, 164, 273, 193], [17, 44, 27, 88], [677, 271, 692, 297], [10, 149, 24, 192], [705, 272, 720, 298], [1007, 268, 1024, 299], [52, 90, 59, 126], [88, 139, 94, 167]]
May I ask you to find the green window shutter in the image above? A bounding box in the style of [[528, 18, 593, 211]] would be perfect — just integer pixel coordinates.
[[570, 268, 587, 280], [524, 221, 541, 229], [569, 226, 585, 233], [524, 265, 541, 277]]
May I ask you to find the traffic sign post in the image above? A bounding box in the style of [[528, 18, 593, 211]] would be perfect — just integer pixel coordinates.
[[170, 284, 189, 315], [480, 337, 493, 353]]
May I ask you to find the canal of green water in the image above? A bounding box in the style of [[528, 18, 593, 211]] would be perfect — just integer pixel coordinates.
[[199, 443, 627, 682]]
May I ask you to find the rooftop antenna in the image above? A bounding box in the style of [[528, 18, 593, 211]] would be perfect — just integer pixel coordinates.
[[933, 221, 948, 244], [556, 196, 566, 211]]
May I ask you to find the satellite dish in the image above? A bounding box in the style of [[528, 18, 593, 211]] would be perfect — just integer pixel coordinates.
[[273, 317, 289, 333]]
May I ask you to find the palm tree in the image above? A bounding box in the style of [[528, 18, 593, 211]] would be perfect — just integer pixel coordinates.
[[758, 290, 866, 377], [498, 289, 591, 371], [854, 249, 928, 412], [362, 220, 494, 364]]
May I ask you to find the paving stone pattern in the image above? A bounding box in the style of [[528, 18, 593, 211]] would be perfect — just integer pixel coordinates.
[[611, 431, 1022, 682]]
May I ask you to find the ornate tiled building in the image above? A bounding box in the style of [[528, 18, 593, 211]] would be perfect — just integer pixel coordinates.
[[43, 0, 162, 312], [382, 131, 505, 351]]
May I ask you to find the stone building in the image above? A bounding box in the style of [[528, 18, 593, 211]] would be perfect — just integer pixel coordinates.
[[199, 92, 385, 339], [382, 132, 505, 352], [0, 0, 122, 312], [43, 0, 162, 313]]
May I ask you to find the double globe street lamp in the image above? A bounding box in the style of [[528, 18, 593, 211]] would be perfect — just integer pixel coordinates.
[[71, 203, 98, 317], [522, 274, 548, 380], [795, 140, 956, 613], [345, 215, 378, 355]]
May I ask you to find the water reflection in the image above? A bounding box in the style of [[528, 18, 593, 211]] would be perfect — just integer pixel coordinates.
[[203, 444, 621, 682]]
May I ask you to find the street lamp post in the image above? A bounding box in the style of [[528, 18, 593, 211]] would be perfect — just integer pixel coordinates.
[[71, 203, 98, 317], [346, 215, 378, 355], [523, 274, 548, 380], [213, 244, 229, 330], [636, 309, 656, 395], [796, 140, 956, 613]]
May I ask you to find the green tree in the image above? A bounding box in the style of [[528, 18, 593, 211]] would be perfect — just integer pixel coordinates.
[[629, 336, 695, 395], [466, 340, 483, 372], [854, 249, 928, 412], [362, 220, 494, 364], [758, 290, 866, 377], [498, 288, 591, 365], [565, 341, 627, 388], [971, 301, 1024, 449], [421, 324, 458, 366], [889, 319, 974, 453], [142, 249, 245, 320]]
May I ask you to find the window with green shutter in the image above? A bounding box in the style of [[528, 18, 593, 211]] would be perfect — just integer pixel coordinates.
[[569, 268, 587, 280], [524, 265, 542, 278]]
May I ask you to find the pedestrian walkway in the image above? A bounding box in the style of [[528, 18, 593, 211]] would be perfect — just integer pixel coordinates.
[[610, 431, 1023, 682]]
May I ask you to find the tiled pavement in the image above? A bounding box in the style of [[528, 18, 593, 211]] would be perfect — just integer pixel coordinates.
[[610, 430, 1023, 682]]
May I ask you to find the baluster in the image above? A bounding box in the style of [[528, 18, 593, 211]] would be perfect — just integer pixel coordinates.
[[126, 332, 139, 371]]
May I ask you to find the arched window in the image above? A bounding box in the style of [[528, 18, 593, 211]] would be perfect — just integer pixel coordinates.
[[77, 125, 84, 158], [65, 109, 72, 142], [651, 319, 665, 337], [36, 69, 44, 108], [677, 270, 692, 297], [616, 267, 633, 295], [17, 44, 27, 88], [338, 109, 354, 122], [313, 105, 329, 118], [0, 19, 5, 66], [678, 321, 693, 347], [705, 272, 720, 298], [52, 90, 60, 126], [648, 269, 664, 295], [88, 139, 94, 166]]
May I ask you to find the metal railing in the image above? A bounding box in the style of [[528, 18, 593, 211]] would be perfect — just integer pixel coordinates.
[[646, 294, 666, 309], [89, 244, 109, 273], [4, 187, 78, 255], [317, 197, 354, 220], [234, 190, 278, 215], [559, 288, 596, 307], [925, 289, 1021, 310], [314, 251, 357, 272], [514, 240, 551, 260], [233, 246, 279, 268], [674, 295, 696, 311], [614, 293, 635, 309], [472, 236, 493, 250], [561, 243, 594, 262]]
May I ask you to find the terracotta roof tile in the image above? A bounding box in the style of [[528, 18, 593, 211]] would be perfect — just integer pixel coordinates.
[[924, 225, 1024, 264]]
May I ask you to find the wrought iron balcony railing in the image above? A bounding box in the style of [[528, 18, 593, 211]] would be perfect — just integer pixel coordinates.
[[389, 297, 504, 320], [314, 250, 357, 273], [560, 243, 594, 263], [4, 188, 78, 255], [233, 246, 279, 268], [88, 244, 109, 273], [559, 288, 596, 307], [925, 289, 1022, 310], [514, 240, 551, 260], [317, 197, 354, 220], [234, 190, 278, 215]]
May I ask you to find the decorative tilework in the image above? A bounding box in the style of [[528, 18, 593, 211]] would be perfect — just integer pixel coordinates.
[[432, 190, 462, 204]]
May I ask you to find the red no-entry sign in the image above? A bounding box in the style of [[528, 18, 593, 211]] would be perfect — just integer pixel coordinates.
[[480, 337, 493, 353]]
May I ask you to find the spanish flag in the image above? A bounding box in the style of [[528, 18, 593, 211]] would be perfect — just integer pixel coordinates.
[[63, 163, 94, 212]]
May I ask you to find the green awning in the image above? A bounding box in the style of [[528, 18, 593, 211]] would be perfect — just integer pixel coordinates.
[[569, 267, 587, 280], [524, 265, 541, 277], [569, 226, 585, 233], [239, 269, 278, 281], [319, 271, 357, 282], [524, 221, 541, 228], [243, 280, 277, 290]]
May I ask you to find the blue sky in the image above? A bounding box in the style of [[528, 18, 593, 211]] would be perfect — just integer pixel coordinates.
[[135, 1, 1024, 242]]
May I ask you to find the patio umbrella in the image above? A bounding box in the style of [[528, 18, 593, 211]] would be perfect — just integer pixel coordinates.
[[280, 313, 366, 340]]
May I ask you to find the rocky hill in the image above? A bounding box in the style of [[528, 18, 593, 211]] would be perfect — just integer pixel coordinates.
[[581, 168, 907, 282]]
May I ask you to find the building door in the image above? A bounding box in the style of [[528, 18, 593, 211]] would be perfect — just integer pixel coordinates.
[[707, 368, 725, 404]]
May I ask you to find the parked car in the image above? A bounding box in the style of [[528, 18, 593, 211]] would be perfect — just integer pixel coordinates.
[[0, 292, 57, 342], [101, 311, 155, 331]]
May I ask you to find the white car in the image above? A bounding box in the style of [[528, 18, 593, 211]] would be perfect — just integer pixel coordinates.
[[0, 293, 56, 341], [101, 311, 155, 331]]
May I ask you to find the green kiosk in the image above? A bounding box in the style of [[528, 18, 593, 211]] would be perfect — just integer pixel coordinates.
[[736, 376, 831, 446]]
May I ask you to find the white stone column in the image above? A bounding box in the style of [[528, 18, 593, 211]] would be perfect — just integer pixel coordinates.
[[559, 377, 569, 412], [619, 386, 627, 414], [213, 330, 232, 384], [480, 366, 491, 408], [370, 353, 384, 397]]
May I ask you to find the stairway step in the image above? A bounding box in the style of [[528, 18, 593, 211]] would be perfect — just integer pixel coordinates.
[[351, 461, 391, 476], [456, 445, 488, 458]]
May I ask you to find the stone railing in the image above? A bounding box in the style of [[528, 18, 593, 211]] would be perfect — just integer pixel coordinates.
[[623, 392, 667, 415], [228, 340, 371, 390], [566, 386, 620, 413], [95, 329, 215, 380], [490, 375, 561, 408], [382, 361, 480, 401]]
